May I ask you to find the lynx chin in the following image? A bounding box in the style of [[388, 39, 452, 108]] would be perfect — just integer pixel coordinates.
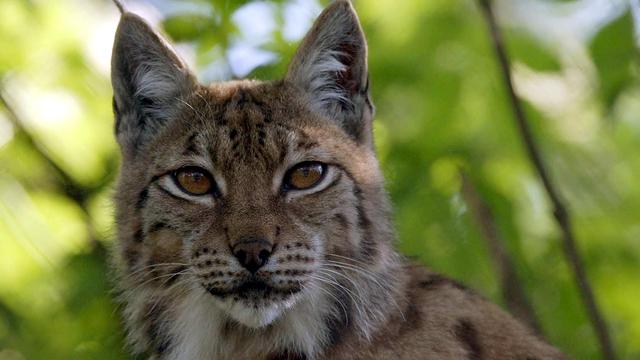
[[110, 1, 568, 359]]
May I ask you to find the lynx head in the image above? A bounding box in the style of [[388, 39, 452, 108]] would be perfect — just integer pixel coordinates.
[[112, 0, 395, 338]]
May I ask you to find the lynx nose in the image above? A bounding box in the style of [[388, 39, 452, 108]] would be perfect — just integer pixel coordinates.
[[232, 237, 273, 273]]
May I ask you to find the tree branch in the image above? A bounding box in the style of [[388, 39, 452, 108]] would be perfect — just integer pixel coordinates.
[[0, 91, 90, 205], [476, 1, 617, 359], [0, 87, 109, 248], [461, 173, 542, 334]]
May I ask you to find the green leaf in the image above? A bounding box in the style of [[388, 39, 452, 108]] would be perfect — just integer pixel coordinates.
[[506, 30, 562, 72], [162, 14, 214, 42], [589, 11, 637, 110]]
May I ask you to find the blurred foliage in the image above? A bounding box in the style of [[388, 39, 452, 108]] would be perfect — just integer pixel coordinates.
[[0, 0, 639, 359], [589, 12, 636, 110]]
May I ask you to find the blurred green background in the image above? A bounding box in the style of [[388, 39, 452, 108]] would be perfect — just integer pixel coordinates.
[[0, 0, 638, 359]]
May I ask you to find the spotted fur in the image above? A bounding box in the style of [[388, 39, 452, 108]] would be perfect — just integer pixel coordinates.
[[110, 1, 568, 359]]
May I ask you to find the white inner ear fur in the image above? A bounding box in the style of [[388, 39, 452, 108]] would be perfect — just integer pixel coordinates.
[[293, 49, 351, 114], [134, 62, 185, 101], [128, 16, 190, 104], [286, 1, 366, 130]]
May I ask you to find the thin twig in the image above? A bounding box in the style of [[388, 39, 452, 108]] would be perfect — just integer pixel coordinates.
[[476, 1, 617, 359], [461, 173, 541, 334]]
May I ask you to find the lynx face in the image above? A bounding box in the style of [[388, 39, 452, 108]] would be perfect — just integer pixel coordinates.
[[117, 81, 381, 329], [112, 0, 395, 341]]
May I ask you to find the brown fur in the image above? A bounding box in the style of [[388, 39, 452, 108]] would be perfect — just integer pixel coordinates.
[[110, 1, 568, 359]]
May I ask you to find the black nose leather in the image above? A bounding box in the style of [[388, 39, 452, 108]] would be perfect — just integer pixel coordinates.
[[232, 238, 273, 273]]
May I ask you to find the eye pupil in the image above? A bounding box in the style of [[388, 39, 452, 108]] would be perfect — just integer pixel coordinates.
[[174, 167, 213, 195], [286, 162, 325, 190]]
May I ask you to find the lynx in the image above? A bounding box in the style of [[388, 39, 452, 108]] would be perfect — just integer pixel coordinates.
[[110, 1, 568, 359]]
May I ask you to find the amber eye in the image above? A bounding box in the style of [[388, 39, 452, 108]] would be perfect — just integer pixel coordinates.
[[173, 167, 214, 196], [284, 162, 326, 191]]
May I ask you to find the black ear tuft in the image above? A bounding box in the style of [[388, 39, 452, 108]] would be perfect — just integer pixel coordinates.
[[111, 13, 196, 154], [286, 0, 374, 145]]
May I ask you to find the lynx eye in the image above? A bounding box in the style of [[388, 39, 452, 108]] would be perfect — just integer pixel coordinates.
[[284, 162, 326, 191], [173, 167, 214, 196]]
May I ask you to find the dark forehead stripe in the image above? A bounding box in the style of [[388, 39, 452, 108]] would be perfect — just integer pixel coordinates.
[[227, 89, 275, 124], [296, 139, 319, 150], [219, 88, 283, 166], [294, 130, 319, 150], [186, 85, 304, 175], [182, 132, 202, 156]]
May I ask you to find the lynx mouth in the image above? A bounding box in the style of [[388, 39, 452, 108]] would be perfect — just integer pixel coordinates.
[[204, 277, 306, 328], [205, 277, 304, 304]]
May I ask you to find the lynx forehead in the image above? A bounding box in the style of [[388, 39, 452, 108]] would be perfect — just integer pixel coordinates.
[[110, 1, 567, 359]]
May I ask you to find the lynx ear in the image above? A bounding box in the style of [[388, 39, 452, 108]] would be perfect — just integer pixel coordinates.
[[111, 13, 196, 153], [286, 0, 374, 145]]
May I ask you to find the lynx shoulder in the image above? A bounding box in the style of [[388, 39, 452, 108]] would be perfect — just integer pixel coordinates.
[[110, 1, 567, 359]]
